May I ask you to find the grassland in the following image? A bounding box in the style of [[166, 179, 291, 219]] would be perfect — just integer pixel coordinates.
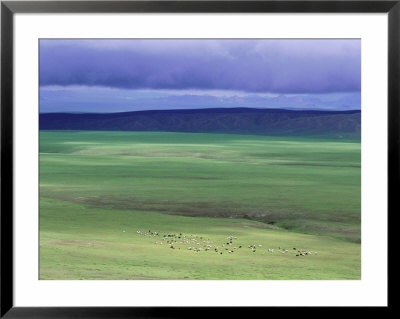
[[40, 131, 361, 279]]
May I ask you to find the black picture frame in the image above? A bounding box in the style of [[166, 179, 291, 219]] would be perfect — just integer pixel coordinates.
[[1, 1, 396, 317]]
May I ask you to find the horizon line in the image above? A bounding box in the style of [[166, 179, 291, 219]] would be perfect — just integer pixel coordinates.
[[39, 107, 361, 115]]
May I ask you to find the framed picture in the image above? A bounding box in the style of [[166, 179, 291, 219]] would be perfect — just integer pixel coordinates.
[[1, 0, 395, 316]]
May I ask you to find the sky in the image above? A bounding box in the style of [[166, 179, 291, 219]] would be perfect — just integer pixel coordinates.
[[39, 39, 361, 113]]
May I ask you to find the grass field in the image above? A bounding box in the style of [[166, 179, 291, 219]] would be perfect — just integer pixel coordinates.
[[40, 131, 361, 280]]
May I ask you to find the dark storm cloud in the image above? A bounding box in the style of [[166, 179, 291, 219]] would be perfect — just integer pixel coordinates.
[[39, 39, 361, 94]]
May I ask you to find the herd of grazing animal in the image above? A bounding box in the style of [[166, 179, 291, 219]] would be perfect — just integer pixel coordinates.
[[135, 230, 318, 257]]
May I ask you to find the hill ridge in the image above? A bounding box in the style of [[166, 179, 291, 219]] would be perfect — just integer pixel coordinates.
[[40, 107, 361, 138]]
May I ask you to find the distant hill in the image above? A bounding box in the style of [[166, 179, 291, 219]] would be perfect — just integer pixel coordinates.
[[39, 108, 361, 139]]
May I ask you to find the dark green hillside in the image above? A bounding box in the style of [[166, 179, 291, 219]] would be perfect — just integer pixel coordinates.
[[40, 108, 361, 139]]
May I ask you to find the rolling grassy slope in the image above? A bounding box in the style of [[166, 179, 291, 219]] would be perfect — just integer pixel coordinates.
[[40, 131, 361, 279], [40, 198, 360, 280]]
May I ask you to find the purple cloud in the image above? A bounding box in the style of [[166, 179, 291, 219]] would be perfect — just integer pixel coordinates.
[[39, 39, 360, 94]]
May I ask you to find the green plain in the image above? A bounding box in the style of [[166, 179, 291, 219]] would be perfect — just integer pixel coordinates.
[[40, 131, 361, 280]]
